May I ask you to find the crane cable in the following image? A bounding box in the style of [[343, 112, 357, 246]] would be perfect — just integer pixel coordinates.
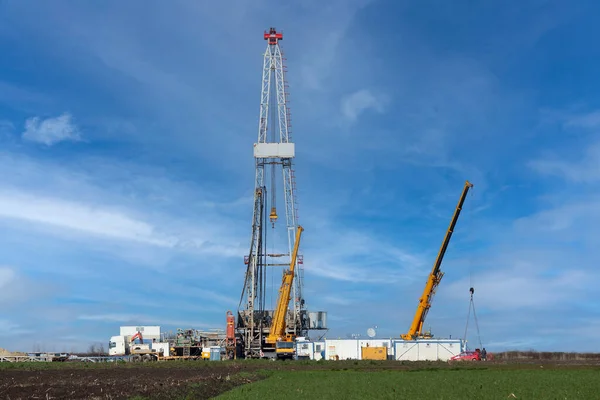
[[463, 287, 483, 350], [462, 187, 482, 350]]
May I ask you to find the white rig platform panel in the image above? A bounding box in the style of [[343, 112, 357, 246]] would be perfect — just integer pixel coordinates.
[[253, 142, 295, 158]]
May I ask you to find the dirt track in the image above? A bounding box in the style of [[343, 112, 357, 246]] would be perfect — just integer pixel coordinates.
[[1, 359, 599, 400]]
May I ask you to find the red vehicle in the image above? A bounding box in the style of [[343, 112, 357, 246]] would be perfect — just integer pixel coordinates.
[[450, 350, 481, 361]]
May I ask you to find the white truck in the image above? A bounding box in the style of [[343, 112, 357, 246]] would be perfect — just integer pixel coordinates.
[[108, 331, 169, 362]]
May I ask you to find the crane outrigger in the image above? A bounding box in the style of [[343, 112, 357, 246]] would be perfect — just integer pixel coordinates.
[[401, 180, 473, 340]]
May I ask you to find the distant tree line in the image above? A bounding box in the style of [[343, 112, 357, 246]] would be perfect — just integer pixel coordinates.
[[86, 343, 106, 356], [494, 350, 600, 361], [30, 342, 107, 356]]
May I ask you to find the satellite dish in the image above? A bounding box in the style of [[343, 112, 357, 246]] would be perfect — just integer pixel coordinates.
[[367, 327, 376, 338]]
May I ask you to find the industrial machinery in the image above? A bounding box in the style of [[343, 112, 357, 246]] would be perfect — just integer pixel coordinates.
[[401, 180, 473, 340], [361, 346, 387, 360], [108, 331, 164, 362], [225, 311, 236, 359], [109, 327, 217, 362], [167, 328, 209, 359], [264, 226, 304, 359], [235, 27, 327, 359]]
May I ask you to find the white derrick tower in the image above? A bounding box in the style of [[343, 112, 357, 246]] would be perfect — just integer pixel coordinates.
[[237, 27, 305, 358]]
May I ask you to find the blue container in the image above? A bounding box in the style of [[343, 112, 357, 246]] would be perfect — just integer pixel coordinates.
[[210, 348, 221, 361]]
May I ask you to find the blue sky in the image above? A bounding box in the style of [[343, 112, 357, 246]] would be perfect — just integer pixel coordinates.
[[0, 0, 599, 353]]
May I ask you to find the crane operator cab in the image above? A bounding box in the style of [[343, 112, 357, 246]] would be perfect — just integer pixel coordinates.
[[275, 340, 295, 359]]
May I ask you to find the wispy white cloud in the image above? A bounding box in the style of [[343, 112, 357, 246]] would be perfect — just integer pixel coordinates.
[[322, 295, 354, 306], [0, 319, 33, 336], [563, 110, 600, 129], [0, 151, 249, 267], [303, 225, 427, 285], [0, 80, 52, 113], [22, 112, 81, 145], [0, 266, 15, 287], [78, 314, 144, 323], [0, 120, 14, 137], [529, 139, 600, 183], [0, 189, 173, 246], [0, 189, 247, 270], [530, 109, 600, 183], [443, 264, 591, 310], [513, 199, 600, 238], [340, 89, 389, 123], [291, 0, 377, 92], [0, 266, 52, 306], [77, 314, 222, 331]]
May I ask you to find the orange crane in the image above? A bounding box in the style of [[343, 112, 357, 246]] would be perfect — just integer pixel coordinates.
[[264, 225, 304, 358], [130, 331, 143, 344], [401, 180, 473, 340]]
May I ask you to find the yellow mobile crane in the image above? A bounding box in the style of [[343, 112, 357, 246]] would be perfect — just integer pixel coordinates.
[[264, 225, 304, 359], [401, 181, 473, 340]]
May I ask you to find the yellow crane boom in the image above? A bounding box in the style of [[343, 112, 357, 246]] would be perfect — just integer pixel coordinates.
[[266, 225, 304, 345], [401, 180, 473, 340]]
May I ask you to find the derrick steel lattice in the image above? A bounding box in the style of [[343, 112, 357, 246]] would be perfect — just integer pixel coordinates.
[[237, 27, 305, 358]]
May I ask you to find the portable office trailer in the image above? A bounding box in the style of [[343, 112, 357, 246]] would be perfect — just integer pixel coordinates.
[[324, 339, 360, 360], [393, 339, 463, 361], [313, 341, 326, 360], [295, 341, 314, 360], [324, 339, 393, 360]]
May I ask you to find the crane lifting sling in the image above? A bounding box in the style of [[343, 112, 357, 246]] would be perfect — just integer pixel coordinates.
[[463, 287, 483, 350], [400, 180, 473, 340]]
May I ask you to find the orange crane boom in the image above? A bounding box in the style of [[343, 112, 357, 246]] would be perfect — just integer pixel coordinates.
[[401, 180, 473, 340], [265, 225, 304, 347]]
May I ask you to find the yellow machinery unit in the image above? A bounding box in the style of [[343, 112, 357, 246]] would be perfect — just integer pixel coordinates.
[[361, 346, 387, 360]]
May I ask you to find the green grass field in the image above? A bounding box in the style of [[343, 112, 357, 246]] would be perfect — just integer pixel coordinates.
[[1, 359, 599, 399], [217, 365, 600, 400]]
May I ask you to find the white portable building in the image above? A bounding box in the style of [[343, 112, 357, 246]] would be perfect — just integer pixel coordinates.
[[295, 341, 314, 360], [313, 341, 326, 360], [393, 339, 464, 361], [119, 326, 161, 341], [324, 339, 360, 360]]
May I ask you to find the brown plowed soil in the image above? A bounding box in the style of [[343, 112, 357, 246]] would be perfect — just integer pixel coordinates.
[[0, 363, 264, 400]]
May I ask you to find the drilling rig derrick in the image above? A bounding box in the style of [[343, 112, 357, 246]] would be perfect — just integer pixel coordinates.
[[233, 28, 327, 359]]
